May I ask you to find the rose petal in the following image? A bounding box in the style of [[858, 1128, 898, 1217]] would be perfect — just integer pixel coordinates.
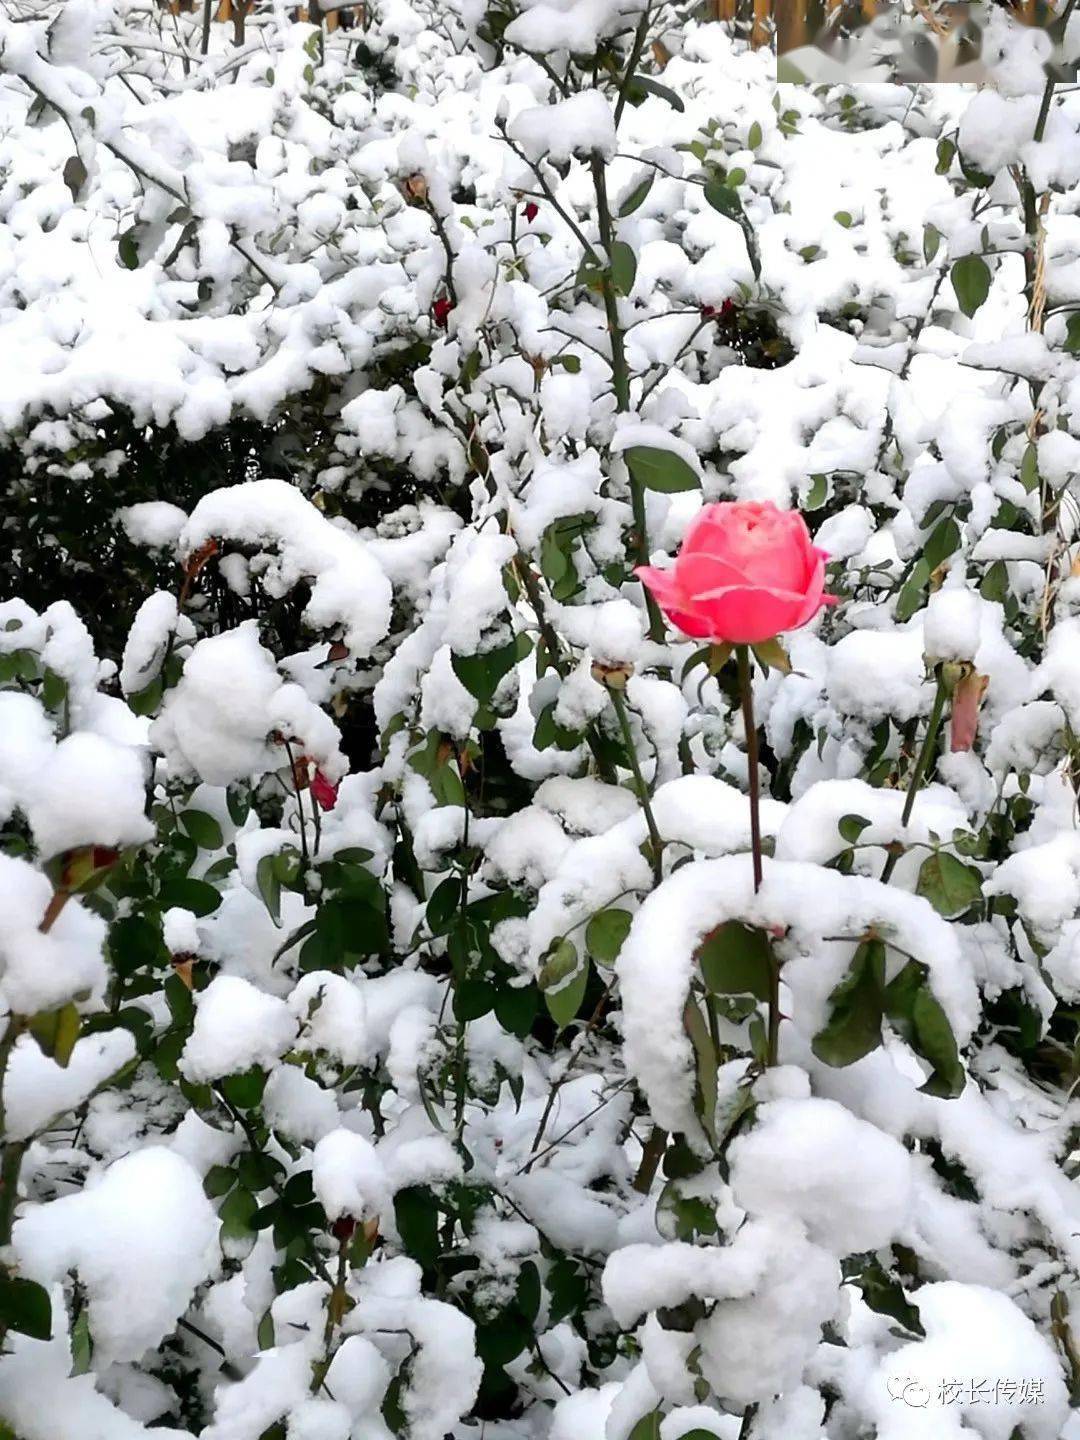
[[674, 551, 752, 595], [791, 552, 833, 627], [690, 583, 808, 644]]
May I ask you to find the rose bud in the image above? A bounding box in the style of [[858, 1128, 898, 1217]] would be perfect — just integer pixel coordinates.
[[310, 769, 339, 811]]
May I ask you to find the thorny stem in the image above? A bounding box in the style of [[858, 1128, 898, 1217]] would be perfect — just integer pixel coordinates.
[[216, 1089, 333, 1287], [609, 686, 664, 886], [632, 1124, 667, 1195], [737, 647, 779, 1067], [313, 1228, 351, 1394], [880, 665, 948, 885], [515, 556, 617, 783], [613, 5, 653, 130], [524, 975, 616, 1172], [280, 736, 311, 871], [589, 153, 665, 643], [0, 874, 79, 1280], [0, 1016, 25, 1252], [736, 647, 763, 893]]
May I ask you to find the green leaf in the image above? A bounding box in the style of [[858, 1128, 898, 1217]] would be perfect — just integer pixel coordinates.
[[204, 1165, 237, 1198], [915, 851, 982, 918], [980, 560, 1009, 604], [394, 1186, 440, 1272], [703, 179, 744, 222], [911, 987, 966, 1097], [618, 173, 654, 218], [159, 877, 222, 918], [748, 121, 763, 150], [219, 1186, 258, 1243], [453, 978, 496, 1022], [846, 1255, 925, 1336], [426, 876, 462, 936], [751, 637, 791, 675], [627, 1411, 662, 1440], [585, 908, 633, 967], [180, 810, 224, 850], [117, 225, 142, 270], [220, 1067, 267, 1110], [127, 676, 163, 717], [838, 814, 871, 844], [896, 556, 930, 623], [109, 915, 171, 984], [1020, 442, 1039, 494], [834, 210, 853, 228], [63, 154, 88, 201], [610, 240, 637, 297], [516, 1260, 541, 1322], [545, 958, 589, 1030], [923, 516, 960, 573], [71, 1307, 93, 1374], [1064, 313, 1080, 355], [683, 999, 717, 1143], [452, 634, 529, 705], [0, 1276, 52, 1341], [494, 983, 539, 1039], [935, 138, 955, 175], [811, 940, 886, 1069], [538, 938, 578, 991], [256, 853, 282, 927], [41, 668, 67, 710], [28, 1001, 81, 1068], [923, 223, 942, 265], [624, 445, 701, 494], [806, 473, 828, 509], [951, 255, 991, 318], [696, 921, 771, 1001], [626, 74, 684, 112]]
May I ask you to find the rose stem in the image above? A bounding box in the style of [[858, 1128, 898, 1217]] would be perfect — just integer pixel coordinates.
[[737, 645, 779, 1068], [736, 646, 764, 893], [879, 664, 948, 885]]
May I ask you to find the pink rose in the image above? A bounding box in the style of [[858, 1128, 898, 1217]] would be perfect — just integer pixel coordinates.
[[636, 500, 835, 645]]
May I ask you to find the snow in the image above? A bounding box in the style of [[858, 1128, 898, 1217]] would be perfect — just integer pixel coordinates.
[[180, 975, 298, 1084], [13, 1148, 218, 1364], [178, 481, 393, 657], [311, 1129, 390, 1221], [119, 591, 178, 696], [2, 6, 1080, 1439], [23, 732, 153, 859], [3, 1029, 136, 1141], [511, 91, 617, 164], [871, 1283, 1069, 1440], [0, 853, 108, 1014], [728, 1096, 915, 1252]]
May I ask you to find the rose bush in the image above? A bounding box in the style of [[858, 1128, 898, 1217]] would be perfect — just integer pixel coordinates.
[[1, 6, 1079, 1440]]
